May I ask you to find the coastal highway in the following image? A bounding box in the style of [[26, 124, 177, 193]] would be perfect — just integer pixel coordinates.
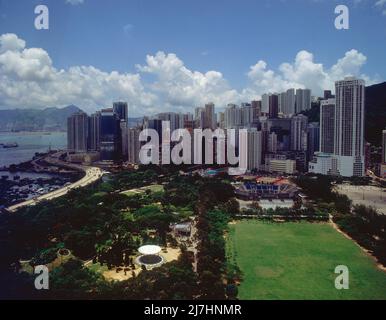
[[7, 154, 105, 213]]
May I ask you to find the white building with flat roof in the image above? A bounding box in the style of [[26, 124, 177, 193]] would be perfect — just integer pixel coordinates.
[[309, 152, 336, 175], [268, 159, 296, 174], [334, 77, 365, 177], [309, 78, 365, 177]]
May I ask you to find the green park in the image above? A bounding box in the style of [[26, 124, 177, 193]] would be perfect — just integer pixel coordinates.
[[226, 220, 386, 300]]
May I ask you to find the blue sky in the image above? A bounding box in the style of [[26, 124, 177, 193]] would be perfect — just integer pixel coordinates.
[[0, 0, 385, 115]]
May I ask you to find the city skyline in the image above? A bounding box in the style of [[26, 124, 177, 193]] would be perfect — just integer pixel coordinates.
[[2, 0, 386, 304], [65, 76, 373, 178], [1, 0, 386, 115]]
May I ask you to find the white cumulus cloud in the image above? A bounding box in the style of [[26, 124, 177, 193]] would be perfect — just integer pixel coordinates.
[[375, 0, 386, 7], [0, 33, 380, 115], [245, 49, 377, 97], [136, 51, 242, 110], [0, 33, 155, 114], [0, 33, 26, 53], [65, 0, 84, 5]]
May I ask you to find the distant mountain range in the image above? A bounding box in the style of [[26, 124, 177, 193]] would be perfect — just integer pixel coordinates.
[[0, 82, 385, 144], [0, 105, 82, 132], [0, 105, 144, 132], [127, 117, 144, 128]]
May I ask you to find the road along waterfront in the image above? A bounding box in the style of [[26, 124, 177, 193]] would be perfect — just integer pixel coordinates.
[[7, 152, 105, 212]]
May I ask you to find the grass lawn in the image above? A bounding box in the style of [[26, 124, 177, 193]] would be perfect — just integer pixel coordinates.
[[86, 262, 109, 274], [121, 184, 164, 196], [226, 221, 386, 300]]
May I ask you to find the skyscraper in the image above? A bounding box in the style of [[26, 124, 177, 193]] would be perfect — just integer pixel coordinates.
[[276, 89, 296, 116], [278, 92, 286, 115], [241, 103, 253, 126], [295, 89, 311, 113], [146, 118, 163, 143], [112, 102, 128, 160], [224, 104, 242, 129], [311, 78, 366, 177], [267, 118, 291, 151], [304, 89, 311, 111], [320, 99, 335, 154], [381, 129, 386, 178], [194, 107, 205, 128], [218, 112, 225, 129], [334, 77, 365, 176], [204, 103, 216, 129], [246, 129, 262, 172], [88, 111, 101, 151], [113, 101, 128, 121], [67, 117, 75, 152], [291, 114, 308, 151], [67, 112, 89, 153], [307, 122, 320, 160], [184, 112, 194, 123], [382, 129, 386, 164], [120, 121, 128, 161], [286, 89, 296, 116], [324, 90, 334, 99], [268, 94, 279, 119], [268, 132, 278, 153], [156, 112, 184, 132], [251, 100, 262, 120], [128, 128, 141, 164], [100, 108, 121, 161], [261, 94, 269, 114]]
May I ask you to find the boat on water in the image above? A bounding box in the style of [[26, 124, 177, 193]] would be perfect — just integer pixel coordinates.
[[2, 142, 19, 148]]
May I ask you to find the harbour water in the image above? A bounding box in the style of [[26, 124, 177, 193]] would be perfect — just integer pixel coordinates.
[[0, 132, 67, 168], [0, 171, 62, 180]]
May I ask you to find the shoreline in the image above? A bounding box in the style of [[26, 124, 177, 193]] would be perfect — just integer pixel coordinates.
[[0, 150, 74, 173], [0, 151, 82, 207], [1, 150, 104, 211], [0, 131, 67, 169], [6, 152, 104, 212]]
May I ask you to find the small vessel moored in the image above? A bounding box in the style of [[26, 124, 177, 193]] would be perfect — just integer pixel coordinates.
[[2, 142, 19, 148]]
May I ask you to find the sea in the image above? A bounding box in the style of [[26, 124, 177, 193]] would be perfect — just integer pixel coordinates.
[[0, 132, 67, 168]]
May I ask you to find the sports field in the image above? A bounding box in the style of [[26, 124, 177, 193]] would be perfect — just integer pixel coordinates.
[[226, 221, 386, 300]]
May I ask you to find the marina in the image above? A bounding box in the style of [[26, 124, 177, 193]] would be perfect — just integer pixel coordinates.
[[0, 169, 78, 207]]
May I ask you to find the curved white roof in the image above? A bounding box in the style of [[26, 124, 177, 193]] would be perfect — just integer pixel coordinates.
[[138, 245, 161, 255]]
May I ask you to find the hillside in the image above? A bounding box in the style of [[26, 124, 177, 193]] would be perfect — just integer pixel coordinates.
[[302, 82, 386, 146], [365, 82, 386, 146], [0, 105, 82, 132]]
